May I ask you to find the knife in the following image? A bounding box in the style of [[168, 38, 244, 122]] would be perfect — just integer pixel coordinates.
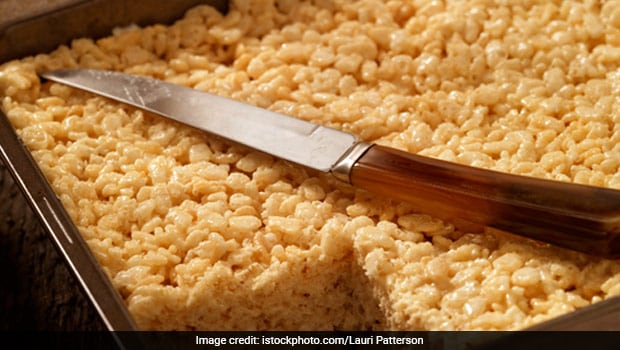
[[40, 69, 620, 257]]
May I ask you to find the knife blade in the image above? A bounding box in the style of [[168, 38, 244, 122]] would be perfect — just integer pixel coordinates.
[[40, 69, 620, 257]]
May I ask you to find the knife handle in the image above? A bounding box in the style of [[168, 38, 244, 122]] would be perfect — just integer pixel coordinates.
[[348, 145, 620, 258]]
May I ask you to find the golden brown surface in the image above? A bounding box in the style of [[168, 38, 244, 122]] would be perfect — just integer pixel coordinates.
[[2, 0, 620, 330]]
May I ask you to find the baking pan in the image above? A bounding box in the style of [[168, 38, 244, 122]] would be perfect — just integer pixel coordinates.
[[1, 0, 619, 339]]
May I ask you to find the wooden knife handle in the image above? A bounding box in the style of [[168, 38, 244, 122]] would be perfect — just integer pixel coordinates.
[[349, 145, 620, 258]]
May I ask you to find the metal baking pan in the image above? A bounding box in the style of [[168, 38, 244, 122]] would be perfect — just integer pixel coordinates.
[[0, 0, 619, 339]]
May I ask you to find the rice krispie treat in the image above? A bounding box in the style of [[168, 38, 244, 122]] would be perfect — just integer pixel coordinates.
[[1, 0, 620, 330]]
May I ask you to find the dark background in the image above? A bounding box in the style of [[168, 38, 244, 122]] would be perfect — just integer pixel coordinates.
[[0, 164, 104, 331]]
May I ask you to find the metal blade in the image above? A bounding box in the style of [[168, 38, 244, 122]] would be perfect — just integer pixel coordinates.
[[41, 69, 358, 173]]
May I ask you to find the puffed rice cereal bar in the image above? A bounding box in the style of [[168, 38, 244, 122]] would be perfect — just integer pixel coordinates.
[[2, 0, 620, 330]]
